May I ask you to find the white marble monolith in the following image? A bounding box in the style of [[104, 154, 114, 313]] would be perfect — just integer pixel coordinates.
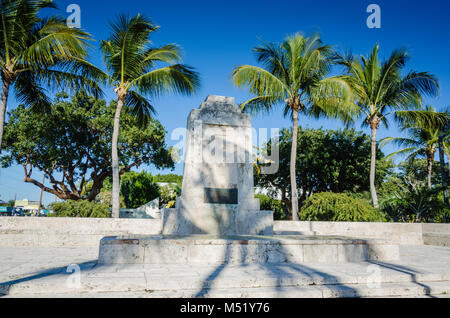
[[162, 96, 274, 235]]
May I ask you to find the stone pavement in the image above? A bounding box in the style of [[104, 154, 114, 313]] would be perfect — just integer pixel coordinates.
[[1, 245, 450, 298]]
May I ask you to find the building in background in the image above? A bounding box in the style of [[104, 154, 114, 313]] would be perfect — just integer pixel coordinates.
[[14, 199, 40, 215]]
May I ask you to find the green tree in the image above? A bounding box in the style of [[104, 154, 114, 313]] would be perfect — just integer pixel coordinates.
[[338, 45, 440, 208], [380, 106, 449, 189], [256, 128, 392, 217], [380, 180, 448, 223], [232, 33, 354, 220], [91, 14, 200, 218], [379, 159, 450, 223], [1, 93, 174, 201], [0, 0, 101, 152], [121, 171, 160, 209]]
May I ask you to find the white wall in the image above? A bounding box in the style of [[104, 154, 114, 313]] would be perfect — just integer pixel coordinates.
[[1, 217, 449, 248], [0, 217, 161, 247], [274, 221, 450, 246]]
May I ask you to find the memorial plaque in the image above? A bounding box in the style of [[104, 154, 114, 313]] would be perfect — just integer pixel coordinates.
[[204, 188, 238, 204]]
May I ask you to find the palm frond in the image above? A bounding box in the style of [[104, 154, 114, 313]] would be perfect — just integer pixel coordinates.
[[379, 136, 421, 149], [125, 90, 156, 127], [395, 109, 449, 131], [240, 95, 278, 115], [130, 64, 200, 97], [232, 65, 288, 101], [14, 70, 51, 113], [21, 17, 91, 67], [101, 13, 158, 83], [307, 76, 358, 124], [383, 147, 421, 160], [141, 44, 182, 66]]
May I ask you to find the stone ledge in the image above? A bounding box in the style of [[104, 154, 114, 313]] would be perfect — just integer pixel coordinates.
[[98, 235, 399, 265]]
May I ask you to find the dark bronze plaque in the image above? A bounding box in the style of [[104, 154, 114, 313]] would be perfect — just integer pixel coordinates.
[[204, 188, 238, 204]]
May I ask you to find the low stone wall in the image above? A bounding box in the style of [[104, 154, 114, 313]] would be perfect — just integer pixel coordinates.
[[1, 218, 449, 248], [0, 217, 161, 247], [422, 224, 450, 247], [274, 221, 450, 246]]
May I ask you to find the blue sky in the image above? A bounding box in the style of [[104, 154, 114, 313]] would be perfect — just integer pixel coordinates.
[[1, 0, 449, 206]]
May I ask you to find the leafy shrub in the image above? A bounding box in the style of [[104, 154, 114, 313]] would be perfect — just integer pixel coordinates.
[[121, 171, 160, 209], [50, 200, 111, 218], [299, 192, 386, 222], [255, 194, 287, 220], [380, 185, 449, 223]]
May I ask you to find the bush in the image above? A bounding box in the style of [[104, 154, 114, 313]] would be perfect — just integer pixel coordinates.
[[299, 192, 386, 222], [255, 194, 287, 220], [50, 200, 111, 218], [380, 185, 449, 223], [120, 171, 159, 209]]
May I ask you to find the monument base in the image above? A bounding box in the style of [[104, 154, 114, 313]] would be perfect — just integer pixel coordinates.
[[98, 235, 400, 265], [162, 208, 274, 236]]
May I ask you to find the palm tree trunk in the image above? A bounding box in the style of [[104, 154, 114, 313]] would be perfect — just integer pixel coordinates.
[[370, 120, 380, 209], [111, 96, 124, 218], [0, 80, 11, 153], [290, 109, 300, 221], [427, 155, 434, 190]]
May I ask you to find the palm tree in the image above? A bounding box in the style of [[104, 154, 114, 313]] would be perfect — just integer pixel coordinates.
[[338, 45, 439, 208], [381, 106, 449, 189], [232, 33, 355, 220], [97, 14, 200, 218], [0, 0, 101, 152]]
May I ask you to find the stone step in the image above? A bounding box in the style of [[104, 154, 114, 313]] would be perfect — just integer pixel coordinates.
[[2, 262, 450, 296], [98, 235, 399, 265], [3, 281, 450, 298], [187, 281, 450, 298]]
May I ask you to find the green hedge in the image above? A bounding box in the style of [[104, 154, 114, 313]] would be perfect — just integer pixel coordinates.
[[299, 192, 386, 222], [50, 200, 111, 218]]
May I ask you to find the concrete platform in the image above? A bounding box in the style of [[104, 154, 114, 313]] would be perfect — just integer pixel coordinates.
[[1, 245, 450, 298], [98, 235, 400, 265]]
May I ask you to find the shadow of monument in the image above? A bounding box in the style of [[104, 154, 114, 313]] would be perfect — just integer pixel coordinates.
[[366, 259, 436, 298], [0, 260, 99, 297], [193, 237, 362, 298]]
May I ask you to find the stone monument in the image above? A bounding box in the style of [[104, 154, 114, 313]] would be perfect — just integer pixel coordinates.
[[98, 96, 400, 266], [162, 95, 273, 235]]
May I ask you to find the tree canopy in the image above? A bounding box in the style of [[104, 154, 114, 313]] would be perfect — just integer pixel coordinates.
[[379, 159, 449, 223], [1, 92, 175, 201], [256, 127, 392, 215], [0, 0, 103, 152]]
